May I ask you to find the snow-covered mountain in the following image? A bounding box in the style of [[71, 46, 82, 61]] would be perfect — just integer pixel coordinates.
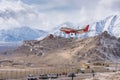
[[0, 27, 48, 42], [0, 15, 119, 42], [53, 15, 120, 38], [88, 15, 120, 37], [0, 1, 49, 42]]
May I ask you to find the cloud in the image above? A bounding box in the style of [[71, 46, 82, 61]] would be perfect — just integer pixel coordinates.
[[0, 0, 120, 31], [99, 0, 120, 11], [34, 0, 120, 25], [0, 0, 85, 31], [92, 0, 120, 20], [0, 0, 47, 30]]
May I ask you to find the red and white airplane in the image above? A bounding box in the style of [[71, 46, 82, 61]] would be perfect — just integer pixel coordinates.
[[60, 25, 89, 34]]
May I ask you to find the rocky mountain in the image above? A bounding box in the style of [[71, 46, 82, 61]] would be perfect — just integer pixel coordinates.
[[0, 27, 48, 42], [9, 31, 120, 67]]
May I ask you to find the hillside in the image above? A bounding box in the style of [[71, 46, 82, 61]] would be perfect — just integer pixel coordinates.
[[1, 31, 118, 68]]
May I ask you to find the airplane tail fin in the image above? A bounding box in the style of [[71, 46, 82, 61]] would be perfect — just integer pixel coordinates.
[[83, 25, 89, 32]]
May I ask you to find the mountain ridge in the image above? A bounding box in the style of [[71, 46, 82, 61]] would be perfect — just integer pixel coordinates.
[[0, 14, 120, 42], [9, 31, 120, 65], [0, 26, 48, 42], [52, 14, 120, 38], [0, 31, 119, 67]]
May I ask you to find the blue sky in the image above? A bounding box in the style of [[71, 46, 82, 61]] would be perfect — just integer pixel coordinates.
[[0, 0, 120, 30]]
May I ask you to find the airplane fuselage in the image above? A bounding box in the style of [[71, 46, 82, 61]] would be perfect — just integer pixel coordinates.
[[60, 27, 77, 34], [60, 25, 89, 34]]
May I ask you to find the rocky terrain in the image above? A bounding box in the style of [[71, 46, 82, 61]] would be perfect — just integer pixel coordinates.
[[0, 31, 120, 68]]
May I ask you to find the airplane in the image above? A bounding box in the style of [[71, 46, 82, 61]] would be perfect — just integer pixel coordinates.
[[60, 25, 89, 35]]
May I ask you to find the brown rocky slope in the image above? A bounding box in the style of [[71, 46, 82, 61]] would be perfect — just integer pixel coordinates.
[[12, 31, 120, 63], [0, 31, 120, 67]]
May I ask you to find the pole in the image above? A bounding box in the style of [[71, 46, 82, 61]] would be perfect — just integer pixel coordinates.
[[72, 76, 74, 80], [116, 55, 117, 72]]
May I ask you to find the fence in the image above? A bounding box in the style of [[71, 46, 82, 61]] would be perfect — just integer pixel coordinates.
[[0, 68, 77, 79], [0, 63, 120, 79]]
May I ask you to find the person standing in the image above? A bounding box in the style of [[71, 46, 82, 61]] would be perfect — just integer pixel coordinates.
[[92, 70, 95, 79]]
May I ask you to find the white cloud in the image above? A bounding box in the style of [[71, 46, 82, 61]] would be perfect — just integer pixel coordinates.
[[0, 0, 119, 31], [0, 0, 83, 31], [99, 0, 118, 7], [0, 0, 47, 30], [92, 0, 120, 20]]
